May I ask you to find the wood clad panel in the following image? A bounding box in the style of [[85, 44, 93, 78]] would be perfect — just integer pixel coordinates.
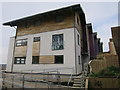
[[32, 42, 40, 56], [40, 56, 54, 64], [14, 46, 27, 57], [17, 16, 74, 36]]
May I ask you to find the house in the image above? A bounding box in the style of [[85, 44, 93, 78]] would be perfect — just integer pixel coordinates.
[[3, 4, 102, 75], [111, 26, 120, 66], [86, 23, 103, 60]]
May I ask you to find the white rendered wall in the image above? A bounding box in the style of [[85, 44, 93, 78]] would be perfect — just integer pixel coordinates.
[[6, 37, 15, 72], [10, 28, 77, 74], [74, 28, 82, 74]]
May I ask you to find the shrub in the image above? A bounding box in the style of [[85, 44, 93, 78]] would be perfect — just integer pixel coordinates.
[[89, 66, 120, 77]]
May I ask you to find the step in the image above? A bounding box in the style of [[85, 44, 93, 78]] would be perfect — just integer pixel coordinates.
[[71, 86, 81, 89], [74, 82, 82, 84], [73, 84, 81, 87]]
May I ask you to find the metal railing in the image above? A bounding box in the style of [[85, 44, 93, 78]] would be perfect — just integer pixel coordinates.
[[2, 67, 75, 89]]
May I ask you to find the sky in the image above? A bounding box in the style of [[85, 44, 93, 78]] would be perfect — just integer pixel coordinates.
[[0, 1, 119, 64]]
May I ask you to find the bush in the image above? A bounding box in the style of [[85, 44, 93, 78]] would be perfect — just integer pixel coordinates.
[[89, 66, 120, 77]]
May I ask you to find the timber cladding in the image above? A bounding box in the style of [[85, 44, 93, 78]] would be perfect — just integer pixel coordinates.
[[16, 14, 74, 36], [39, 56, 54, 64], [32, 42, 40, 56], [14, 46, 27, 57]]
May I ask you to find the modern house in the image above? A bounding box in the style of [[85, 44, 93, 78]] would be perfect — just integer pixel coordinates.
[[86, 23, 103, 60], [3, 4, 102, 75], [111, 26, 120, 66]]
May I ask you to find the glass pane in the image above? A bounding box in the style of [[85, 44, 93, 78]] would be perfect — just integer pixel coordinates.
[[16, 61, 20, 64], [21, 61, 25, 64], [17, 58, 20, 61], [21, 58, 25, 60], [16, 40, 22, 43], [52, 34, 63, 50], [34, 37, 40, 42]]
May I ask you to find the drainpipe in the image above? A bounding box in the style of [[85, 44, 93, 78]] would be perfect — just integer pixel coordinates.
[[71, 7, 77, 75], [10, 24, 17, 73]]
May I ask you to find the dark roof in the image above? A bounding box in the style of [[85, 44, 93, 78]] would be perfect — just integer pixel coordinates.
[[3, 4, 85, 26]]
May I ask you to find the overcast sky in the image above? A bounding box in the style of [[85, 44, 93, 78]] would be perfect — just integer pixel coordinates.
[[0, 1, 119, 64]]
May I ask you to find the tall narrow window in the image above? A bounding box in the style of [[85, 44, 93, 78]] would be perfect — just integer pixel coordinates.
[[78, 56, 81, 64], [55, 55, 64, 64], [77, 34, 80, 45], [52, 34, 64, 50]]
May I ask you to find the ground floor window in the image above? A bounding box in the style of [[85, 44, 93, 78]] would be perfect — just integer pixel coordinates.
[[32, 56, 39, 64], [14, 57, 26, 64], [55, 55, 64, 64], [78, 56, 81, 64]]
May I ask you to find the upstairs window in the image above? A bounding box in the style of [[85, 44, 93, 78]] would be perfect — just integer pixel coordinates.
[[14, 57, 26, 64], [16, 39, 27, 47], [55, 55, 64, 64], [33, 37, 40, 42], [55, 15, 63, 23], [52, 34, 64, 50], [77, 17, 80, 25], [77, 34, 80, 45]]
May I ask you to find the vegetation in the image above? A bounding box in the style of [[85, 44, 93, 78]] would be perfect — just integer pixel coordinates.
[[89, 66, 120, 77]]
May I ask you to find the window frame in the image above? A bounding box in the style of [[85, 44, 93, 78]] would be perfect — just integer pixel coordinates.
[[16, 39, 27, 47], [14, 57, 26, 64], [78, 56, 81, 64], [77, 34, 80, 45], [52, 34, 64, 51], [54, 55, 64, 64], [33, 37, 40, 42], [32, 56, 39, 64]]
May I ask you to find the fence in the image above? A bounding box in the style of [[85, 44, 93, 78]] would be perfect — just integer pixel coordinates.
[[89, 55, 119, 73], [2, 67, 78, 89]]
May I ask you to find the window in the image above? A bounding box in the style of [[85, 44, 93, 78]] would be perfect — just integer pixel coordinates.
[[55, 15, 63, 22], [52, 34, 64, 50], [34, 21, 41, 26], [14, 57, 26, 64], [77, 17, 80, 25], [55, 55, 64, 64], [77, 34, 80, 45], [16, 39, 27, 47], [33, 37, 40, 42], [32, 56, 39, 64], [78, 56, 81, 64]]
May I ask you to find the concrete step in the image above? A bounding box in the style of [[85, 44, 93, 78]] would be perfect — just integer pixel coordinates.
[[73, 84, 82, 87]]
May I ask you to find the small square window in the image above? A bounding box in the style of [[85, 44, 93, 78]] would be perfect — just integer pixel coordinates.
[[14, 57, 26, 64], [16, 39, 27, 47], [33, 37, 40, 42], [32, 56, 39, 64], [55, 55, 64, 64]]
